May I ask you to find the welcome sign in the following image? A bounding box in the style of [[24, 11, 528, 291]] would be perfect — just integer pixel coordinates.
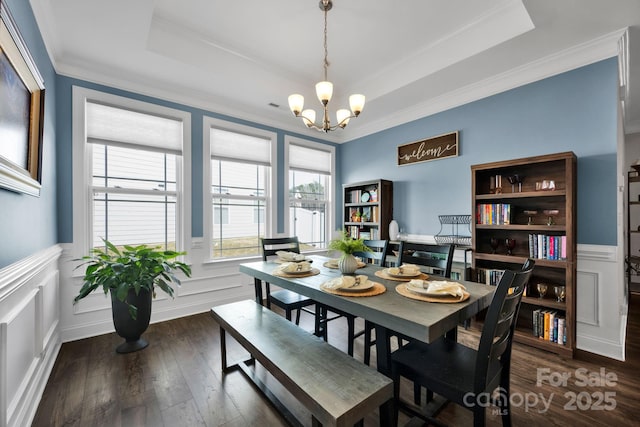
[[397, 131, 459, 166]]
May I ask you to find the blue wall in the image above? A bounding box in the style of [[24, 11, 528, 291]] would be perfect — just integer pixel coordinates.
[[338, 58, 619, 246], [0, 0, 58, 267]]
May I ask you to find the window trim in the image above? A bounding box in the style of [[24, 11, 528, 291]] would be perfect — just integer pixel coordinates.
[[72, 86, 192, 260], [284, 135, 335, 248], [203, 117, 277, 261]]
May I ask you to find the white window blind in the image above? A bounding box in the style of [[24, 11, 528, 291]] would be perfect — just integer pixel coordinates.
[[211, 128, 271, 166], [86, 102, 183, 154], [289, 143, 331, 174]]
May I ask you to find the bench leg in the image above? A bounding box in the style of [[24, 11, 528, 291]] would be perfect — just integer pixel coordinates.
[[312, 416, 321, 427]]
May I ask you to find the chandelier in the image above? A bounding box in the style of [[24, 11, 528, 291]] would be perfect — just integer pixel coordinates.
[[288, 0, 365, 133]]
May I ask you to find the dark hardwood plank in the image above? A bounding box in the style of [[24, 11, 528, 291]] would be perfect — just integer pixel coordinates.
[[34, 295, 640, 426]]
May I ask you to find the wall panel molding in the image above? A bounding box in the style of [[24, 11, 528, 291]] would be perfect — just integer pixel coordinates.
[[0, 245, 62, 427]]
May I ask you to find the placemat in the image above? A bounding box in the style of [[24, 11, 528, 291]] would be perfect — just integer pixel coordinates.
[[375, 270, 429, 282], [320, 282, 386, 297], [323, 260, 367, 269], [395, 284, 470, 303], [272, 268, 320, 278]]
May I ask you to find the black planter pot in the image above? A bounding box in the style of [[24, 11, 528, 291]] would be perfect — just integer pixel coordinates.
[[110, 287, 152, 354]]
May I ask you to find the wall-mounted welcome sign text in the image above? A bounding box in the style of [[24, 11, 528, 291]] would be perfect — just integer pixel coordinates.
[[397, 131, 459, 166]]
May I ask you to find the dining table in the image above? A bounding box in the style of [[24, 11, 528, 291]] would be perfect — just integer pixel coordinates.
[[240, 254, 496, 373], [238, 254, 496, 426]]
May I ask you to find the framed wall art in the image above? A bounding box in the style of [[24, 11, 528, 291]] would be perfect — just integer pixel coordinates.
[[0, 1, 45, 196]]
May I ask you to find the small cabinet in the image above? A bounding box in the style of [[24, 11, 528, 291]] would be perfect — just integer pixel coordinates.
[[471, 152, 576, 358], [343, 179, 393, 240]]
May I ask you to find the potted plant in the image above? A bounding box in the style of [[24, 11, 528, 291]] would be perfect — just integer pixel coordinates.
[[73, 240, 191, 353], [328, 230, 371, 274]]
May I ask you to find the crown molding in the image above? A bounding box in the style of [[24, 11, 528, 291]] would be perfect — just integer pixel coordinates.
[[345, 28, 626, 142]]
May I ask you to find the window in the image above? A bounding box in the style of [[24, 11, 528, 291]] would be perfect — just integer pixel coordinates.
[[285, 138, 334, 250], [73, 87, 191, 256], [204, 118, 276, 259]]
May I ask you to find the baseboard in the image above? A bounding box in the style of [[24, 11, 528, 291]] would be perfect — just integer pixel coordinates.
[[60, 290, 252, 343]]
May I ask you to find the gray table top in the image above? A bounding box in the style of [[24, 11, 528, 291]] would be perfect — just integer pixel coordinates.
[[239, 255, 495, 344]]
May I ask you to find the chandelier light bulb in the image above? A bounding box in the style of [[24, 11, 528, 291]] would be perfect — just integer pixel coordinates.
[[301, 109, 316, 127], [349, 94, 365, 116], [288, 94, 304, 116], [315, 81, 333, 105], [336, 109, 351, 127]]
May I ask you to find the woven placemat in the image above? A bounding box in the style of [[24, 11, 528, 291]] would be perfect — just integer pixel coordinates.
[[320, 282, 386, 297], [395, 284, 470, 303], [272, 268, 320, 278], [322, 260, 367, 269], [375, 270, 429, 282]]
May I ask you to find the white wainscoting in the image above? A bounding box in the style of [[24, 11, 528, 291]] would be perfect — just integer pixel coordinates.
[[58, 242, 258, 343], [576, 243, 627, 361], [0, 245, 62, 427]]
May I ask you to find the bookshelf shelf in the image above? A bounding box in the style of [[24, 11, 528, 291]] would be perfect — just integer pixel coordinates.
[[471, 152, 576, 357]]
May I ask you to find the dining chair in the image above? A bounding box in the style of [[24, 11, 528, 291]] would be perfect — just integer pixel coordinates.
[[353, 239, 388, 266], [363, 242, 456, 366], [260, 237, 316, 325], [390, 259, 535, 427], [397, 241, 455, 277]]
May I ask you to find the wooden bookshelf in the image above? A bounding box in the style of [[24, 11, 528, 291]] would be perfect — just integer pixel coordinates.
[[342, 179, 393, 240], [471, 152, 576, 358]]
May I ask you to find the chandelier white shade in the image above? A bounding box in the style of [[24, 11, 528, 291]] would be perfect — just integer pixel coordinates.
[[288, 0, 365, 133]]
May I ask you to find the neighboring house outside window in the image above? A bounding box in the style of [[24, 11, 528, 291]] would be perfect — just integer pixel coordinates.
[[72, 87, 191, 256], [285, 137, 334, 250], [204, 118, 276, 260]]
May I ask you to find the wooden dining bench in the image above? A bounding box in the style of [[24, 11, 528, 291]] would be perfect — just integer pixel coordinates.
[[211, 300, 393, 427]]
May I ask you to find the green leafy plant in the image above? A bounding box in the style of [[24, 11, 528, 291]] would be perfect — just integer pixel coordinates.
[[73, 240, 192, 319], [328, 230, 372, 257]]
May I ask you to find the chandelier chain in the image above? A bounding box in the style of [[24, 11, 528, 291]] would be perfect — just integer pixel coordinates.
[[323, 4, 329, 81]]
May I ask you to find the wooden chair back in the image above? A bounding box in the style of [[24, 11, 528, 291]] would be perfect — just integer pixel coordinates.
[[397, 241, 455, 277], [261, 237, 301, 261], [474, 259, 534, 393], [354, 240, 388, 266]]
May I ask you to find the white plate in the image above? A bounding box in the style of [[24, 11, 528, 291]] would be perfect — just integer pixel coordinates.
[[385, 268, 421, 278], [280, 268, 313, 275]]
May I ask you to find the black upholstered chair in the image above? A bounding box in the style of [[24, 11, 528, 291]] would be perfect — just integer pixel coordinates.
[[261, 237, 316, 325], [391, 259, 535, 427]]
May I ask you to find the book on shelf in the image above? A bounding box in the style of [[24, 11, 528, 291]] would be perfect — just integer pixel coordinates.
[[528, 234, 567, 260], [532, 309, 565, 345], [476, 203, 513, 225], [372, 206, 379, 223], [475, 267, 505, 285], [348, 189, 362, 203]]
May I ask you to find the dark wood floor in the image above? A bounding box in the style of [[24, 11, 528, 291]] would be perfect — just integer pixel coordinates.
[[33, 294, 640, 427]]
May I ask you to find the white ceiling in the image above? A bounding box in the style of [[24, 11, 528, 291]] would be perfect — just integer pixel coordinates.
[[30, 0, 640, 143]]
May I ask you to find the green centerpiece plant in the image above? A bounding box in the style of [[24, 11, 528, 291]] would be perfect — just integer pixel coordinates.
[[73, 240, 192, 353], [328, 230, 371, 274]]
